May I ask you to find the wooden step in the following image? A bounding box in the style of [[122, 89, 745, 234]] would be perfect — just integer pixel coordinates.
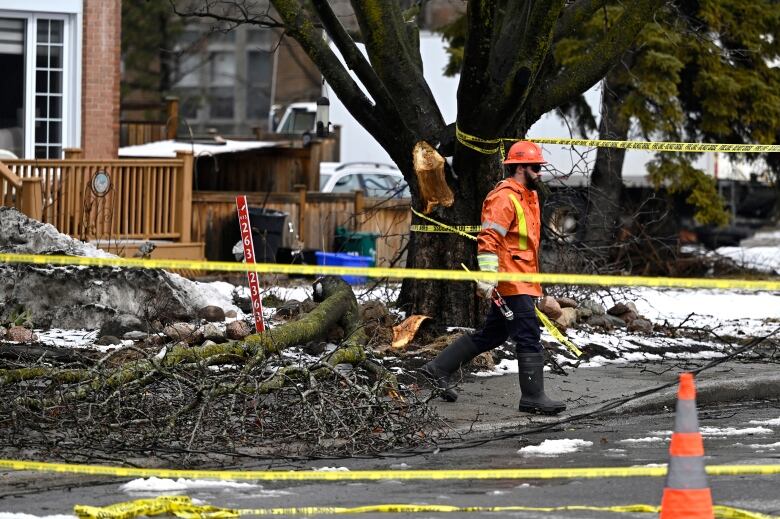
[[96, 241, 206, 261]]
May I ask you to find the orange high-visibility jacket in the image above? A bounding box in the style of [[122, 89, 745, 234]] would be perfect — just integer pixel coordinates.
[[477, 178, 542, 297]]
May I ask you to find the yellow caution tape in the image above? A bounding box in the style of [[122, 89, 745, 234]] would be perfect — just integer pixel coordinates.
[[455, 125, 780, 155], [73, 496, 778, 519], [1, 253, 779, 291], [411, 207, 482, 240], [410, 224, 481, 234], [4, 458, 780, 481], [535, 307, 583, 357]]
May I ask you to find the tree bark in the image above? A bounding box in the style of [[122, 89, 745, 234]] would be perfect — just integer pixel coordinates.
[[584, 70, 631, 260]]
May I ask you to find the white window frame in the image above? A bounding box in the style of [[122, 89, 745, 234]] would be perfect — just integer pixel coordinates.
[[0, 5, 81, 158]]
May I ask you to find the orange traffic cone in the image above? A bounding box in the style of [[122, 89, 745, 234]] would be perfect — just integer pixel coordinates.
[[659, 372, 714, 518]]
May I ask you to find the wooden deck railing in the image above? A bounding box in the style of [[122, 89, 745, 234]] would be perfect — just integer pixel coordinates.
[[2, 150, 193, 243], [0, 160, 43, 221]]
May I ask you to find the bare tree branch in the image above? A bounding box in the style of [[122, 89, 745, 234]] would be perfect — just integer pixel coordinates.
[[310, 0, 405, 134], [527, 0, 666, 122], [349, 0, 445, 139]]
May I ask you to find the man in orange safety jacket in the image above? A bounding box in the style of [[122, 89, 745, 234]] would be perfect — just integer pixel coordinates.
[[421, 141, 566, 414]]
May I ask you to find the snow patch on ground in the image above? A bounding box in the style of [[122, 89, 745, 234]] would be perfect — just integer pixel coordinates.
[[749, 417, 780, 426], [716, 246, 780, 274], [518, 439, 593, 456], [744, 442, 780, 450], [311, 466, 350, 472], [34, 329, 98, 348], [120, 477, 259, 492], [0, 514, 74, 519], [699, 426, 773, 436], [619, 437, 667, 444]]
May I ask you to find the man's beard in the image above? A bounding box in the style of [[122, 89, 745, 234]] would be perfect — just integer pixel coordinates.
[[525, 171, 551, 199]]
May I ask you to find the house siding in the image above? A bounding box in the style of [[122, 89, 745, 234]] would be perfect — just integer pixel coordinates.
[[81, 0, 120, 158]]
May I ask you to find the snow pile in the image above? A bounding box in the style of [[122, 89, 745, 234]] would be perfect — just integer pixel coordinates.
[[169, 278, 242, 317], [120, 477, 259, 492], [0, 207, 114, 258], [518, 439, 593, 456], [0, 207, 242, 330]]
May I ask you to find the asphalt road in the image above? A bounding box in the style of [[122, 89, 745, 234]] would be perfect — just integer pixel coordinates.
[[2, 398, 779, 518]]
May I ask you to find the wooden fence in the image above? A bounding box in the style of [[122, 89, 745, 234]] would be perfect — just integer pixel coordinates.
[[1, 150, 194, 245], [192, 190, 411, 267], [120, 97, 179, 147]]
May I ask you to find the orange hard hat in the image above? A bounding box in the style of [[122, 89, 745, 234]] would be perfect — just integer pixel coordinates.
[[503, 141, 546, 164]]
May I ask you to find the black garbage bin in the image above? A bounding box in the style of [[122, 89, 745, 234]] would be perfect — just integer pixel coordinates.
[[247, 207, 287, 263]]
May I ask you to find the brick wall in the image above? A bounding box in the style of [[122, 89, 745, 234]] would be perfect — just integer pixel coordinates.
[[81, 0, 121, 159]]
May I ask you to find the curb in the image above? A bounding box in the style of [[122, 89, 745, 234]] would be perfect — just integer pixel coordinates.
[[613, 371, 780, 415]]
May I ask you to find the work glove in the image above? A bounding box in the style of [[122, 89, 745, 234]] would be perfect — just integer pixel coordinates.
[[476, 280, 497, 299], [476, 252, 499, 299]]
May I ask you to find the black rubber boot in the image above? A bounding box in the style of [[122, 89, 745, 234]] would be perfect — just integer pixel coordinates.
[[517, 352, 566, 414], [420, 334, 480, 402]]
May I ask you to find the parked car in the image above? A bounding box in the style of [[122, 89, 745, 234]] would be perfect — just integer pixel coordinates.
[[271, 102, 317, 134], [319, 162, 410, 199]]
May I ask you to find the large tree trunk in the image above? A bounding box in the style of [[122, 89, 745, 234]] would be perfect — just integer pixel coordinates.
[[584, 71, 631, 263], [397, 125, 511, 328]]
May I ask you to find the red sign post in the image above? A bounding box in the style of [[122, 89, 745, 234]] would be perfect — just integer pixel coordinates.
[[236, 195, 265, 333]]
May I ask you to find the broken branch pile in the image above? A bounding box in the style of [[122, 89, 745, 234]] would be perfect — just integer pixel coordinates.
[[0, 277, 444, 461]]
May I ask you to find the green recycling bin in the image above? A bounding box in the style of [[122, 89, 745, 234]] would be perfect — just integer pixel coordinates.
[[334, 226, 379, 265]]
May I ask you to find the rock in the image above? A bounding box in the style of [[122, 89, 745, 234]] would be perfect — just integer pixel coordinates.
[[274, 299, 316, 319], [201, 340, 217, 348], [555, 307, 578, 329], [359, 301, 395, 345], [99, 314, 146, 338], [628, 318, 653, 334], [605, 315, 627, 328], [226, 320, 252, 340], [580, 299, 606, 316], [303, 341, 326, 356], [262, 293, 285, 307], [163, 322, 202, 344], [619, 310, 639, 324], [470, 351, 495, 370], [0, 326, 5, 339], [537, 296, 562, 319], [201, 323, 225, 343], [6, 326, 36, 342], [225, 309, 237, 319], [144, 334, 166, 347], [607, 303, 631, 316], [586, 315, 612, 329], [556, 297, 578, 309], [626, 302, 639, 314], [123, 330, 148, 341], [198, 306, 225, 322], [576, 307, 593, 321], [94, 335, 121, 346]]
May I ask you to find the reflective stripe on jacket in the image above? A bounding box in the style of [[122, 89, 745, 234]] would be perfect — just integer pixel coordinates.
[[476, 178, 542, 297]]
